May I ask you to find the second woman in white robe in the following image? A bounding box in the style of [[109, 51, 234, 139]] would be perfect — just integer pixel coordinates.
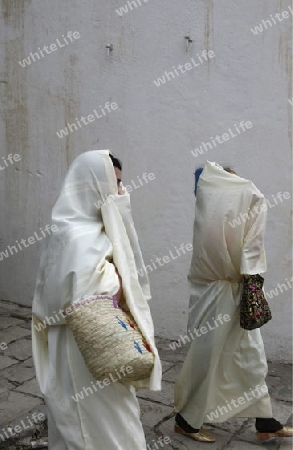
[[174, 161, 272, 429]]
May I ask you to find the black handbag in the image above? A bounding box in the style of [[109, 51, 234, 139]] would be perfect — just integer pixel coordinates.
[[240, 274, 272, 330]]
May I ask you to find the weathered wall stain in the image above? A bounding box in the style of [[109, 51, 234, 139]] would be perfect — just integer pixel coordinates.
[[204, 0, 214, 77], [62, 53, 80, 168], [204, 0, 214, 55], [278, 30, 292, 144], [2, 0, 31, 239], [277, 0, 292, 145]]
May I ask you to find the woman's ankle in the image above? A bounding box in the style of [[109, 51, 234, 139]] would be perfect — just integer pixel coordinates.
[[175, 413, 199, 433], [255, 418, 283, 433]]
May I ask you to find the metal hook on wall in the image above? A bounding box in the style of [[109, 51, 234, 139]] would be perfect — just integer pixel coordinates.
[[105, 44, 114, 56], [184, 35, 193, 52]]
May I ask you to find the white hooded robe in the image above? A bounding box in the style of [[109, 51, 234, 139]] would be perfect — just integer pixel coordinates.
[[174, 161, 272, 428], [32, 150, 162, 450]]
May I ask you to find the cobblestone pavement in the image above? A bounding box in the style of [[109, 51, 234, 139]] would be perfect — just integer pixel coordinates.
[[0, 299, 292, 449]]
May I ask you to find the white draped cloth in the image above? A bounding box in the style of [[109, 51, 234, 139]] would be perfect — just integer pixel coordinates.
[[32, 150, 162, 450], [174, 161, 272, 428]]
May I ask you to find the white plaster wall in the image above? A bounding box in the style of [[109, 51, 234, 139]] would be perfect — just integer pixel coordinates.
[[0, 0, 292, 361]]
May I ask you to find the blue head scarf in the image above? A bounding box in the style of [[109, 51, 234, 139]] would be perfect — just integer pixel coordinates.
[[194, 168, 204, 196]]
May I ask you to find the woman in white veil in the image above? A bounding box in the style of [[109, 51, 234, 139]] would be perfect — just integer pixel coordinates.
[[32, 150, 161, 450], [174, 161, 292, 443]]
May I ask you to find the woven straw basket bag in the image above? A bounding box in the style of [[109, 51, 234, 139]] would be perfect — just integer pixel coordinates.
[[64, 295, 154, 381]]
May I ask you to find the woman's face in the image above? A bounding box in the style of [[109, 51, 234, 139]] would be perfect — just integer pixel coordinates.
[[114, 167, 124, 195]]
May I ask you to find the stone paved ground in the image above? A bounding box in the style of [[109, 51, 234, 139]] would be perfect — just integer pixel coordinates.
[[0, 299, 292, 450]]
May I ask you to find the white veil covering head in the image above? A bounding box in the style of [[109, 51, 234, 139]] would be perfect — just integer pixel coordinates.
[[32, 150, 161, 390]]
